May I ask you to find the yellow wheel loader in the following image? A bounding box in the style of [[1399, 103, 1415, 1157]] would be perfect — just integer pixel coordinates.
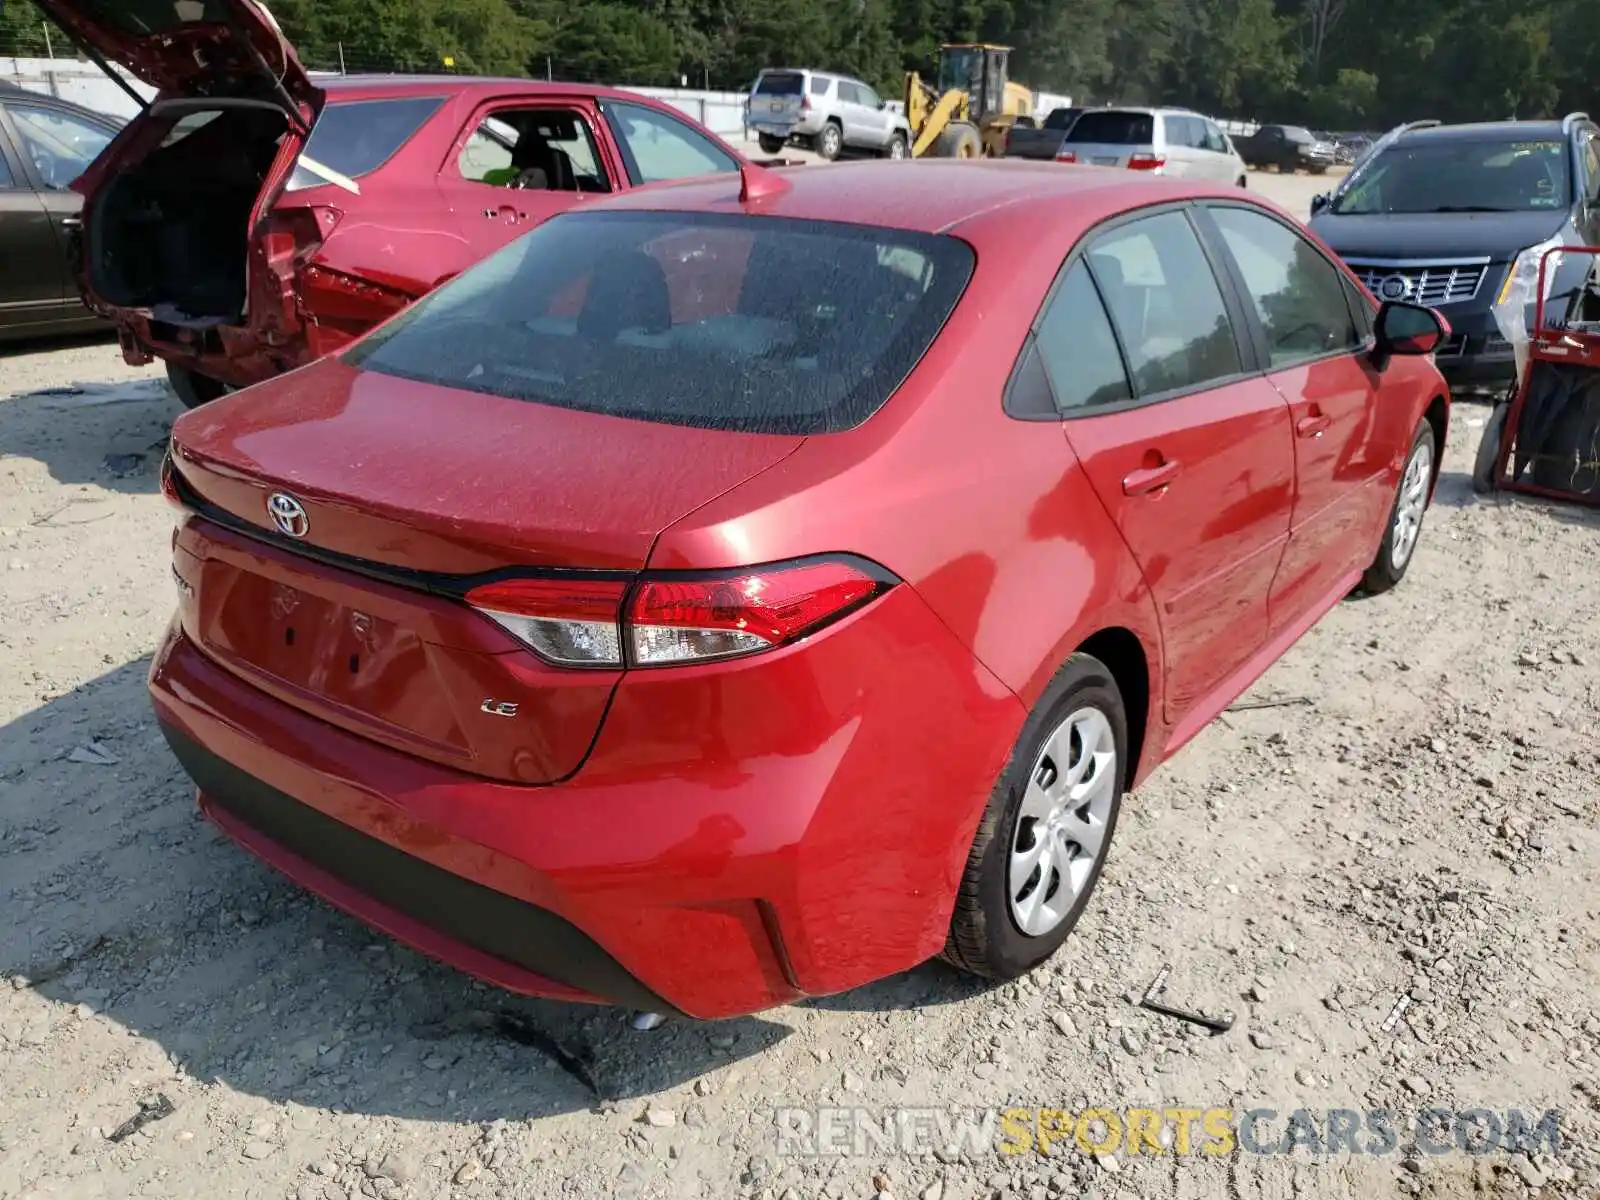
[[903, 43, 1033, 158]]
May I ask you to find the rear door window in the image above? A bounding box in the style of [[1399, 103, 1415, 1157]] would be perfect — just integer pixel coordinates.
[[456, 108, 610, 193], [604, 101, 739, 185], [1066, 111, 1155, 145], [1035, 262, 1132, 411], [1085, 210, 1243, 397], [287, 96, 443, 192], [344, 210, 975, 435]]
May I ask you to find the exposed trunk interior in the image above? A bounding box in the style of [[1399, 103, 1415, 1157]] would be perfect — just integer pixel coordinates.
[[88, 104, 289, 326]]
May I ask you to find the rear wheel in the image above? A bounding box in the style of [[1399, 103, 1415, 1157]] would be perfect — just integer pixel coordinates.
[[757, 133, 785, 155], [815, 121, 843, 161], [943, 654, 1127, 980], [166, 362, 230, 410], [1362, 421, 1436, 594], [934, 122, 982, 159]]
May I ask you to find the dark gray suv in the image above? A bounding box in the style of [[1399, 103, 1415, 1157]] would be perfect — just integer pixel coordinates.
[[1309, 114, 1600, 395]]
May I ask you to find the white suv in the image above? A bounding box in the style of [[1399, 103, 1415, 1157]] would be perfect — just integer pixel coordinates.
[[747, 68, 912, 161], [1057, 106, 1247, 185]]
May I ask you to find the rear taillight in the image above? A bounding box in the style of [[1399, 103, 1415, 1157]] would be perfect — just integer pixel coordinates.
[[800, 95, 811, 112], [159, 451, 184, 509], [464, 559, 892, 669], [1055, 149, 1078, 163], [1126, 153, 1165, 171], [466, 577, 628, 667]]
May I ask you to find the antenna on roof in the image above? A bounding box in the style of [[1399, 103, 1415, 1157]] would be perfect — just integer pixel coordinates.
[[738, 160, 792, 204]]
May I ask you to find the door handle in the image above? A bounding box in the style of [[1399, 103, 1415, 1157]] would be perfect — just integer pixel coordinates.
[[1122, 459, 1181, 496], [1296, 413, 1331, 438], [60, 216, 82, 230]]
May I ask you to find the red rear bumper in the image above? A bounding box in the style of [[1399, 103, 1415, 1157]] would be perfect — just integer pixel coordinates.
[[148, 584, 1023, 1019]]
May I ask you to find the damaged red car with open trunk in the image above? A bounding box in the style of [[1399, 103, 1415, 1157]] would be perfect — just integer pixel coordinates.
[[41, 0, 755, 407]]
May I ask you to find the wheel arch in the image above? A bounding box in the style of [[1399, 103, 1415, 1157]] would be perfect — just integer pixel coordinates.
[[1422, 393, 1448, 499], [1075, 626, 1153, 789]]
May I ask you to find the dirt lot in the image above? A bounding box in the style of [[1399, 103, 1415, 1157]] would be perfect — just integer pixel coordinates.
[[2, 171, 1596, 1200]]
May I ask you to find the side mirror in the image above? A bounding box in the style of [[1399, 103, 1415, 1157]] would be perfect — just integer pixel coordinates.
[[1309, 193, 1330, 215], [1373, 300, 1448, 364]]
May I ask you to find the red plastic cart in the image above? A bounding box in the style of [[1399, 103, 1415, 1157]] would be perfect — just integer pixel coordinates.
[[1475, 245, 1600, 505]]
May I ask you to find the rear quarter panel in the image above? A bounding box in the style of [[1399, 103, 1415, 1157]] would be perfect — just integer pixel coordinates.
[[294, 90, 477, 299]]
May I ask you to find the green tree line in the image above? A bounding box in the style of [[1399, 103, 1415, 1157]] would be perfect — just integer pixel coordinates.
[[1, 0, 1595, 128]]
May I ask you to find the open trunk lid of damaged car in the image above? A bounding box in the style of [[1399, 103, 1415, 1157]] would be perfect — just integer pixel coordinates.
[[35, 0, 317, 115], [163, 357, 805, 784], [44, 0, 327, 375]]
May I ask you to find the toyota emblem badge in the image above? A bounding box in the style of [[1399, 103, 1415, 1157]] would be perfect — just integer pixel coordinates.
[[266, 492, 310, 539]]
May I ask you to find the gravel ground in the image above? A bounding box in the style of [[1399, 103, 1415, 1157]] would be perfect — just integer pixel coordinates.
[[3, 172, 1596, 1200]]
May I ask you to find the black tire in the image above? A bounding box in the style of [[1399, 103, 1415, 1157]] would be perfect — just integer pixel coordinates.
[[757, 132, 785, 155], [166, 362, 230, 410], [933, 121, 982, 159], [1309, 163, 1328, 175], [884, 132, 908, 160], [815, 121, 843, 162], [944, 653, 1128, 981], [1362, 420, 1436, 595], [1471, 403, 1507, 495]]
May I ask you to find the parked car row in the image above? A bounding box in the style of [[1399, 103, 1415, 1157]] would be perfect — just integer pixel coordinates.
[[3, 1, 1466, 1022]]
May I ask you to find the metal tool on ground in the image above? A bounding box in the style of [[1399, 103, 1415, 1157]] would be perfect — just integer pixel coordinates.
[[106, 1093, 175, 1142], [1136, 964, 1235, 1034]]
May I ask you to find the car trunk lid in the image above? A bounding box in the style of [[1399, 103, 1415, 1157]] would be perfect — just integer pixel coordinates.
[[165, 358, 806, 782], [35, 0, 318, 126]]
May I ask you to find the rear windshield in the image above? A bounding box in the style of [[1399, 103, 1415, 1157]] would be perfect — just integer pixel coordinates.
[[1043, 108, 1081, 131], [1065, 111, 1154, 145], [1331, 138, 1572, 215], [345, 211, 975, 435], [286, 96, 443, 191], [754, 73, 806, 97]]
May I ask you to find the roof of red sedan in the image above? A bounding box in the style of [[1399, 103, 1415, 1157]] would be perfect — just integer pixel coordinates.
[[314, 74, 653, 104], [594, 158, 1247, 235]]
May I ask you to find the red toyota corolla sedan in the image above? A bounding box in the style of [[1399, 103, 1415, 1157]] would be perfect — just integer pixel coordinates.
[[150, 159, 1450, 1019]]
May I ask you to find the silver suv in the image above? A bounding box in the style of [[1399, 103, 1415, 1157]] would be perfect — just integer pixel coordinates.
[[1059, 106, 1247, 185], [747, 68, 912, 161]]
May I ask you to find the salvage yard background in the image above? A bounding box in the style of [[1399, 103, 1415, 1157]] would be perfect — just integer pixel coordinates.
[[2, 166, 1600, 1200]]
